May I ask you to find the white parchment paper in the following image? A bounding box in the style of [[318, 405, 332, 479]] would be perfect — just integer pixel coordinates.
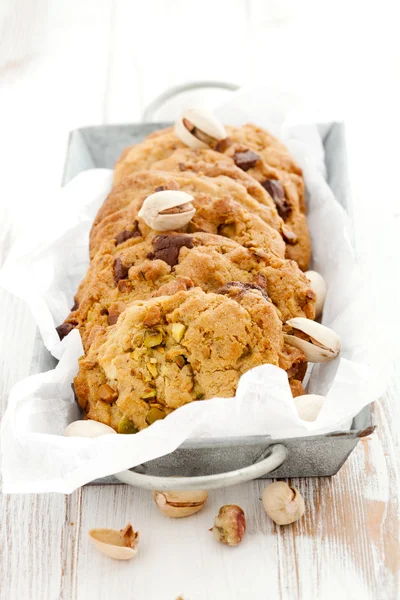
[[0, 89, 390, 493]]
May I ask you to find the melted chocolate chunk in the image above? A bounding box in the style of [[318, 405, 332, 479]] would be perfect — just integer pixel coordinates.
[[113, 258, 130, 283], [147, 235, 194, 267], [115, 221, 141, 246], [217, 281, 270, 302], [71, 299, 79, 311], [261, 179, 292, 220], [56, 322, 76, 341], [155, 185, 166, 192], [233, 150, 260, 171]]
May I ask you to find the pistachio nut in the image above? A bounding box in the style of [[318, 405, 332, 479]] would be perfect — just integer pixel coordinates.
[[305, 270, 327, 318], [152, 489, 208, 518], [146, 407, 166, 425], [88, 523, 139, 560], [210, 504, 246, 546], [138, 190, 195, 231], [284, 317, 340, 363], [174, 107, 227, 149], [64, 419, 117, 437], [262, 482, 305, 525], [117, 416, 138, 434], [294, 394, 325, 421]]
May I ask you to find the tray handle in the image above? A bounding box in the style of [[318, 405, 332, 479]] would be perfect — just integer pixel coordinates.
[[114, 443, 287, 491], [142, 80, 240, 122]]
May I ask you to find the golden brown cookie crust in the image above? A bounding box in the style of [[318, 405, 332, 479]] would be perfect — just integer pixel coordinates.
[[112, 124, 310, 269], [62, 229, 315, 349], [74, 287, 286, 431]]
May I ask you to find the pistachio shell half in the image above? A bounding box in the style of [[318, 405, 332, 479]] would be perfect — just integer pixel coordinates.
[[294, 394, 325, 421], [152, 489, 208, 518], [88, 523, 139, 560], [64, 420, 117, 437], [284, 317, 340, 363], [138, 190, 195, 231], [305, 270, 327, 318], [174, 107, 227, 149]]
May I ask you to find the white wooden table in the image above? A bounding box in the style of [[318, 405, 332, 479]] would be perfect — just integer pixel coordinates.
[[1, 1, 400, 598]]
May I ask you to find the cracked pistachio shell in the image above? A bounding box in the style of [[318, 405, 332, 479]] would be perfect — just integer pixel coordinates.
[[305, 270, 327, 318], [294, 394, 325, 421], [262, 482, 305, 525], [89, 523, 139, 560], [138, 190, 195, 231], [284, 317, 340, 363], [64, 420, 117, 437], [174, 107, 227, 149], [152, 489, 208, 518]]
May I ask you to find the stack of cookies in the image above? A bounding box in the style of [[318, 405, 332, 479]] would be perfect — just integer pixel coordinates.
[[58, 109, 338, 434]]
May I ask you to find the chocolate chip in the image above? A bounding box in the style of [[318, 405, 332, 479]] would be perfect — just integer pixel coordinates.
[[261, 179, 292, 220], [115, 221, 141, 245], [178, 162, 186, 172], [233, 150, 260, 171], [155, 185, 166, 192], [100, 307, 109, 316], [56, 322, 76, 341], [71, 300, 79, 311], [217, 281, 270, 301], [214, 137, 232, 152], [147, 234, 194, 267], [113, 258, 130, 283]]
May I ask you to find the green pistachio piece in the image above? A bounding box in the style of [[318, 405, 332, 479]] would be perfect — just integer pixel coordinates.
[[174, 355, 186, 369], [144, 331, 164, 348], [117, 416, 138, 434], [146, 407, 166, 425], [142, 389, 157, 399], [146, 362, 158, 378]]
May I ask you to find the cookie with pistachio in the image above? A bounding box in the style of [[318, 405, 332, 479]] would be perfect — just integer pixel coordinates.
[[113, 124, 310, 269], [57, 230, 315, 350], [90, 170, 285, 258], [74, 286, 300, 432]]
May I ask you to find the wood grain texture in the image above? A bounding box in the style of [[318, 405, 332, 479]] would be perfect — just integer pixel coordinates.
[[1, 0, 400, 598]]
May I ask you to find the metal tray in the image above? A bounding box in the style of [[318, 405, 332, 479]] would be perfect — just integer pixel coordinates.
[[30, 121, 373, 488]]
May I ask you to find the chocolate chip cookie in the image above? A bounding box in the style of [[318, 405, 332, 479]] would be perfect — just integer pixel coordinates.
[[113, 125, 310, 269], [59, 231, 315, 350], [74, 286, 299, 432], [90, 170, 286, 260]]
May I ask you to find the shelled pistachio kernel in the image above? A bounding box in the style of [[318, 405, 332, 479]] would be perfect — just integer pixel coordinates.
[[210, 505, 246, 546], [117, 416, 138, 434], [144, 330, 164, 348], [142, 388, 157, 399], [146, 362, 158, 378], [98, 383, 118, 403], [146, 407, 166, 425], [171, 323, 186, 343]]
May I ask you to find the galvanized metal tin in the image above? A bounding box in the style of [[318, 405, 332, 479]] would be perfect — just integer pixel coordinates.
[[29, 121, 372, 485]]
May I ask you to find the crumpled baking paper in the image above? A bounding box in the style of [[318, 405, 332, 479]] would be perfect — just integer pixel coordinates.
[[0, 89, 389, 493]]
